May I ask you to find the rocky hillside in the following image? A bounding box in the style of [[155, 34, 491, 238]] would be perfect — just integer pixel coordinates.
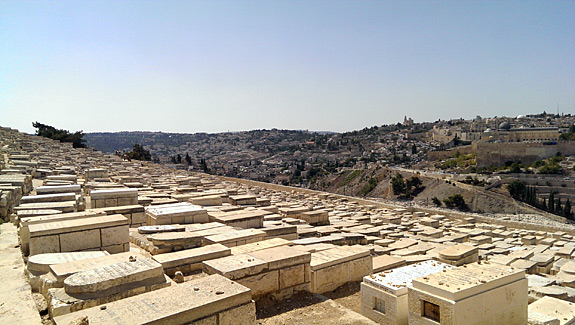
[[315, 166, 545, 215]]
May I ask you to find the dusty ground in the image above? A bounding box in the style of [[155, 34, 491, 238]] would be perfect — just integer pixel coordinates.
[[256, 282, 373, 325], [256, 291, 374, 325]]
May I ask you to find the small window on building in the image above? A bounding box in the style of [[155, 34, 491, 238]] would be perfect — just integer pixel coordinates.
[[422, 300, 440, 322], [373, 297, 385, 314]]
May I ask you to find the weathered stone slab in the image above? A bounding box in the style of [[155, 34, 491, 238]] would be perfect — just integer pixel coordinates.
[[365, 261, 454, 296], [64, 258, 164, 296], [310, 246, 371, 271], [27, 251, 109, 275], [14, 201, 77, 213], [148, 232, 203, 248], [372, 255, 407, 273], [528, 296, 575, 325], [412, 262, 526, 301], [138, 225, 186, 234], [20, 193, 77, 204], [249, 246, 311, 270], [28, 214, 128, 238], [90, 188, 137, 199], [53, 274, 254, 325], [231, 238, 292, 255], [146, 202, 209, 225], [204, 254, 269, 280], [50, 252, 146, 283], [152, 244, 231, 272], [36, 185, 81, 195], [204, 229, 266, 247]]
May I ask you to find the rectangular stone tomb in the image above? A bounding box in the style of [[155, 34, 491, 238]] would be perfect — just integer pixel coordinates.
[[26, 251, 110, 292], [36, 185, 81, 195], [230, 238, 292, 255], [53, 274, 255, 325], [261, 224, 298, 240], [298, 210, 330, 226], [189, 194, 223, 206], [152, 243, 231, 276], [207, 209, 267, 228], [204, 229, 266, 247], [408, 262, 528, 325], [361, 261, 454, 325], [128, 224, 231, 254], [14, 201, 78, 213], [146, 232, 203, 254], [437, 244, 479, 266], [19, 211, 107, 255], [310, 246, 373, 294], [20, 192, 77, 204], [204, 246, 311, 300], [47, 257, 171, 317], [145, 202, 209, 225], [229, 195, 257, 206], [27, 214, 129, 256], [88, 204, 146, 226], [90, 188, 138, 208]]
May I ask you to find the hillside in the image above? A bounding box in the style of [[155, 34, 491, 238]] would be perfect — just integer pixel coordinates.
[[314, 166, 549, 215]]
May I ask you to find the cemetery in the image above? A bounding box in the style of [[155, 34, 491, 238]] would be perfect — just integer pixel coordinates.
[[1, 125, 575, 324]]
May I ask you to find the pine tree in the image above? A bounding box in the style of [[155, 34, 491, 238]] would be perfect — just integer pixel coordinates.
[[564, 199, 573, 219]]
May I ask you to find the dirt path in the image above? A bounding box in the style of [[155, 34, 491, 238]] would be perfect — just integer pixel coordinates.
[[0, 222, 42, 324]]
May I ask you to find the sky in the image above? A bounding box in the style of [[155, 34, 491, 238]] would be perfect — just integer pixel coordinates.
[[1, 1, 574, 134]]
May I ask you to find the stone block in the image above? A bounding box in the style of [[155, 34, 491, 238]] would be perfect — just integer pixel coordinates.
[[100, 225, 129, 246], [279, 264, 305, 289], [249, 246, 311, 270], [218, 302, 256, 325], [237, 270, 279, 297], [29, 235, 60, 256], [204, 254, 268, 280], [60, 229, 101, 251]]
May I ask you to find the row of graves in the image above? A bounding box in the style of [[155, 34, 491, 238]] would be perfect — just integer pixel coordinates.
[[1, 125, 575, 324]]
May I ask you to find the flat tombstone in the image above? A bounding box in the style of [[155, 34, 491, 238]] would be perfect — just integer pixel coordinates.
[[53, 274, 253, 325], [50, 251, 146, 282], [364, 261, 455, 296], [249, 246, 311, 270], [27, 251, 109, 275], [204, 254, 268, 280], [148, 232, 202, 247], [138, 225, 186, 234], [64, 258, 163, 295], [438, 244, 478, 260]]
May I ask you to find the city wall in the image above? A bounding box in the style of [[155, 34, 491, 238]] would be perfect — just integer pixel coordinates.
[[427, 145, 474, 161], [475, 142, 575, 167]]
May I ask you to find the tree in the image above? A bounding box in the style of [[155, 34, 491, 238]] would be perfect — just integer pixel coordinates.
[[176, 154, 182, 164], [432, 197, 442, 207], [406, 176, 422, 190], [508, 180, 526, 199], [549, 192, 555, 213], [391, 173, 407, 196], [411, 144, 417, 154], [200, 158, 209, 173], [443, 194, 467, 210], [185, 153, 192, 165], [126, 143, 151, 161], [564, 199, 573, 219], [32, 122, 86, 148]]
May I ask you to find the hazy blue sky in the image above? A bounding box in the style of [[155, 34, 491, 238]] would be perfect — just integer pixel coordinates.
[[1, 1, 574, 134]]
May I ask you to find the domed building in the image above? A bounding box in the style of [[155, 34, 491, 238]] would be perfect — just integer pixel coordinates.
[[498, 121, 511, 130]]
